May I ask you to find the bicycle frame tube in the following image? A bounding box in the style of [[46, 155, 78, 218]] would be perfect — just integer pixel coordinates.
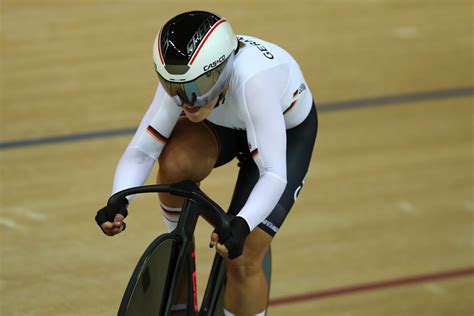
[[200, 254, 226, 315], [162, 198, 200, 316]]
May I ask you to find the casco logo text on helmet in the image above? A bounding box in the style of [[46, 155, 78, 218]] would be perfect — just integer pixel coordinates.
[[203, 55, 226, 72], [186, 17, 215, 57]]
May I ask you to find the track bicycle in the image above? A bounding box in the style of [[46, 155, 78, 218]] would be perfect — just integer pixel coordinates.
[[106, 180, 271, 315]]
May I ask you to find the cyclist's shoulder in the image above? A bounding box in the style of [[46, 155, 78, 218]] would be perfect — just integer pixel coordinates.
[[235, 35, 296, 67], [231, 35, 298, 90]]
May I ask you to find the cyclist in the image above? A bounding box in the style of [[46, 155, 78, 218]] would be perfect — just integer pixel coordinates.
[[96, 10, 318, 316]]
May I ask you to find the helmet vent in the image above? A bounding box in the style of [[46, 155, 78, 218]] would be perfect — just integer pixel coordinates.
[[164, 64, 190, 76]]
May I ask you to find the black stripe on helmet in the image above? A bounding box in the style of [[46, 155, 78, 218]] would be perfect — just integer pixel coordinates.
[[159, 11, 221, 66]]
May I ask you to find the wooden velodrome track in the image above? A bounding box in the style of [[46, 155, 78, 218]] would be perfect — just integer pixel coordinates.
[[1, 0, 473, 315]]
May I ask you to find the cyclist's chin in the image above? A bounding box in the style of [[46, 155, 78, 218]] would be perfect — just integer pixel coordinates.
[[183, 101, 216, 122], [183, 106, 210, 122]]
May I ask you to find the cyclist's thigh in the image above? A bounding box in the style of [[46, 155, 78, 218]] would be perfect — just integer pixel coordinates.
[[157, 117, 219, 204], [202, 120, 247, 167]]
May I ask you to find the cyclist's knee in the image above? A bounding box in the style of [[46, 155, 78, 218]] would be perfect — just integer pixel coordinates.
[[226, 252, 264, 281], [158, 148, 197, 182], [225, 228, 272, 281]]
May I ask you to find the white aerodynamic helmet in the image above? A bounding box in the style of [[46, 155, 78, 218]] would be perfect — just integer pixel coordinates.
[[153, 11, 238, 107]]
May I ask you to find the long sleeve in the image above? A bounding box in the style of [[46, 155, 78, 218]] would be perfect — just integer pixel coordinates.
[[235, 67, 289, 231], [111, 84, 181, 199]]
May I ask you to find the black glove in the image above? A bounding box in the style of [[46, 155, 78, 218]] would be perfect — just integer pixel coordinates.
[[222, 216, 251, 259], [95, 196, 129, 232]]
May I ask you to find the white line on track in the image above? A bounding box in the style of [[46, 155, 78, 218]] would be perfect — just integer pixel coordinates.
[[395, 26, 419, 39], [9, 207, 48, 221], [0, 218, 25, 231], [424, 284, 446, 296], [464, 201, 474, 212], [399, 200, 417, 214]]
